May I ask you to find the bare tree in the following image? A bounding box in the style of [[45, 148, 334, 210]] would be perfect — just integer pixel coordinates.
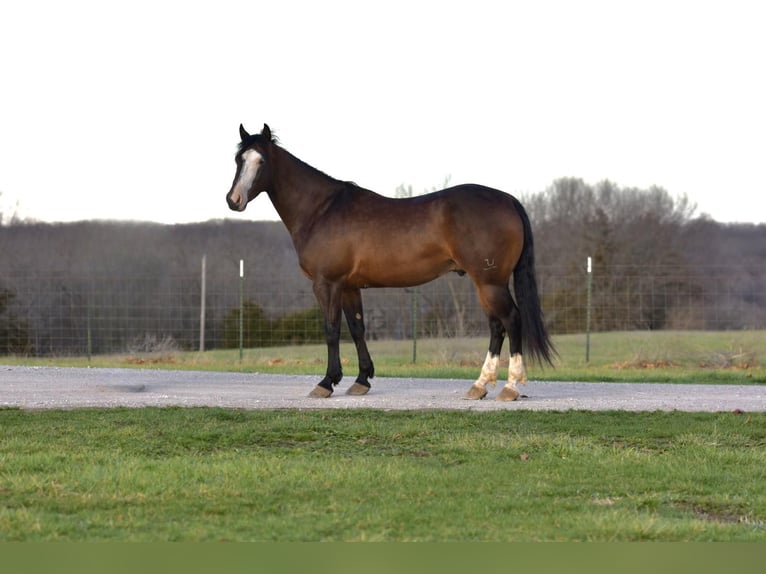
[[524, 178, 706, 331]]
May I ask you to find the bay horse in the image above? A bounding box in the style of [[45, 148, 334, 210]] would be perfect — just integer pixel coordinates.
[[226, 124, 555, 400]]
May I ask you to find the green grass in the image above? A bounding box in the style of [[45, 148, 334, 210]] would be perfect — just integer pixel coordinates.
[[2, 331, 763, 541], [4, 330, 765, 384], [2, 408, 766, 541]]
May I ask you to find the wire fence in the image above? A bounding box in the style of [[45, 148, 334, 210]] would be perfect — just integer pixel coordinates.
[[1, 263, 764, 356]]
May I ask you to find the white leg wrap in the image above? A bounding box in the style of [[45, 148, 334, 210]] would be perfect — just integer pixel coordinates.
[[474, 351, 500, 389], [507, 353, 528, 388]]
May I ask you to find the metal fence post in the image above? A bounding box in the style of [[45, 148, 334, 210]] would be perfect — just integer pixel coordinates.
[[87, 285, 92, 365], [199, 254, 206, 352], [239, 259, 244, 363], [586, 256, 593, 363], [412, 286, 418, 363]]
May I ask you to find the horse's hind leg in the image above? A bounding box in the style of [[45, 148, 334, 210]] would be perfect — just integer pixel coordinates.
[[497, 289, 527, 402], [464, 315, 504, 400], [467, 283, 527, 401], [342, 288, 374, 396]]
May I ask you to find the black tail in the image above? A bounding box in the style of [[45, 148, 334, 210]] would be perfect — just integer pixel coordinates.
[[511, 197, 556, 367]]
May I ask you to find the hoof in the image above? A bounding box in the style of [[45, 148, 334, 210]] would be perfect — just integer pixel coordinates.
[[496, 386, 520, 402], [308, 385, 333, 398], [346, 382, 370, 396], [463, 384, 488, 400]]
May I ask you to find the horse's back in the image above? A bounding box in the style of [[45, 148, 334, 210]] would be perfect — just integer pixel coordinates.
[[436, 183, 518, 207], [436, 184, 524, 232], [353, 183, 525, 248]]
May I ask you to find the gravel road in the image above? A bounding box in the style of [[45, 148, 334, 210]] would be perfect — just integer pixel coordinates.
[[1, 365, 764, 412]]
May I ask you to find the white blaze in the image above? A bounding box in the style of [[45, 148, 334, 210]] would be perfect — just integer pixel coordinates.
[[231, 149, 263, 210]]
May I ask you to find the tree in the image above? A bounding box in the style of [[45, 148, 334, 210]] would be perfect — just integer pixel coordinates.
[[221, 301, 272, 349], [0, 287, 31, 354], [273, 307, 348, 345], [524, 179, 703, 332], [0, 191, 22, 226], [395, 184, 414, 198]]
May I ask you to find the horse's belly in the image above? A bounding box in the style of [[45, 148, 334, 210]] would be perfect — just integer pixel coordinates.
[[348, 253, 454, 288]]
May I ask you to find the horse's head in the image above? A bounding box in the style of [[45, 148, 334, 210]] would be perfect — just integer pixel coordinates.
[[226, 123, 274, 212]]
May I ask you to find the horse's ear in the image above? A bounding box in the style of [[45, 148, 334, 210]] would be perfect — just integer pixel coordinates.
[[239, 124, 250, 141], [262, 123, 272, 142]]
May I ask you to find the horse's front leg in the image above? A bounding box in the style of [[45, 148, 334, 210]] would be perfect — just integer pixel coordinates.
[[308, 280, 344, 398], [342, 287, 374, 396]]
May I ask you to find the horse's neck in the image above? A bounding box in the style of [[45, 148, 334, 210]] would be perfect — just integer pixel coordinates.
[[269, 147, 341, 238]]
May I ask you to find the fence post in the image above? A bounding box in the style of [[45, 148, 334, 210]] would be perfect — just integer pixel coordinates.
[[411, 287, 418, 363], [87, 286, 92, 365], [239, 259, 244, 363], [199, 254, 206, 352], [586, 256, 592, 363]]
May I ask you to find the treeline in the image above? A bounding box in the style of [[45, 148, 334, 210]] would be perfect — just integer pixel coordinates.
[[0, 220, 308, 354], [1, 179, 764, 355], [525, 178, 766, 331]]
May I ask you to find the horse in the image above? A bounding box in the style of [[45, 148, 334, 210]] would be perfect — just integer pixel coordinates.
[[226, 124, 555, 400]]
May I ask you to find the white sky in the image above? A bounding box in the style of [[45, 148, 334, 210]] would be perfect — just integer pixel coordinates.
[[1, 0, 764, 224]]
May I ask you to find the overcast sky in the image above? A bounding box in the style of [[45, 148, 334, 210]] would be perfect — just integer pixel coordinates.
[[1, 0, 764, 224]]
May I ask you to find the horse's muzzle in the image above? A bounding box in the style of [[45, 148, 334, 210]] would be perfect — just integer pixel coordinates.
[[226, 191, 247, 212]]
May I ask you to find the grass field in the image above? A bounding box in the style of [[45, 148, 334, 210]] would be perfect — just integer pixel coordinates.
[[4, 330, 764, 384], [1, 330, 765, 542], [1, 408, 766, 541]]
